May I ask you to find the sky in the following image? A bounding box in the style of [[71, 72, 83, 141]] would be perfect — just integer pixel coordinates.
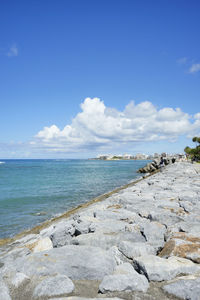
[[0, 0, 200, 158]]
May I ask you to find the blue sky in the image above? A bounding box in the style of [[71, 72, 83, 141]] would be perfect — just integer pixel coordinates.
[[0, 0, 200, 158]]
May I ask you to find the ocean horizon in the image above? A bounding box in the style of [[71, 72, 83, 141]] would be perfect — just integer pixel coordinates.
[[0, 159, 149, 239]]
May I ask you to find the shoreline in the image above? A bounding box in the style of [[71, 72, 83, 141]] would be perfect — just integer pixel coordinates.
[[0, 169, 158, 247]]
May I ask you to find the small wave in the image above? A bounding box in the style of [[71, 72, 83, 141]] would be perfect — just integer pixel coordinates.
[[31, 211, 47, 216], [0, 161, 5, 164]]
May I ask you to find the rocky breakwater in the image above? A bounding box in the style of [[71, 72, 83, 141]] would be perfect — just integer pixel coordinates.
[[137, 157, 176, 174], [0, 162, 200, 300]]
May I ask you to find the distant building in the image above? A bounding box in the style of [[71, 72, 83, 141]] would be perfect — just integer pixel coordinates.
[[97, 154, 112, 160], [123, 153, 132, 159], [135, 153, 148, 160]]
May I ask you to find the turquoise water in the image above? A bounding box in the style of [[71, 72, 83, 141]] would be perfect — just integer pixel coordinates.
[[0, 159, 148, 239]]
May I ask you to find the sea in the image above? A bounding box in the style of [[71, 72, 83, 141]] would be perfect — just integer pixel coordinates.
[[0, 159, 149, 239]]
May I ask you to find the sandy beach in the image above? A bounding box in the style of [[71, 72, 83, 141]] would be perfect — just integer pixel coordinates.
[[1, 161, 200, 300]]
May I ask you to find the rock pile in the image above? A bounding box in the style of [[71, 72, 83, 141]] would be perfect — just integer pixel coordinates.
[[0, 162, 200, 300], [137, 157, 176, 173]]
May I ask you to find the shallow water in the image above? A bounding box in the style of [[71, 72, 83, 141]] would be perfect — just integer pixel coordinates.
[[0, 159, 149, 239]]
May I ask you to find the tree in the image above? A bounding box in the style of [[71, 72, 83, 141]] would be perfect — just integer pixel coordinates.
[[184, 137, 200, 162]]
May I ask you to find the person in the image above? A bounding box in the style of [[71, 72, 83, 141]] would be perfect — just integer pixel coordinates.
[[160, 156, 164, 171]]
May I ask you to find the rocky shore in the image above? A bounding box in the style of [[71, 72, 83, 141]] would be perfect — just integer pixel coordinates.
[[137, 157, 176, 174], [1, 162, 200, 300]]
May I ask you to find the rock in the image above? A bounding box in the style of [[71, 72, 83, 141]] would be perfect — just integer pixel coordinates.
[[15, 245, 116, 280], [33, 274, 74, 298], [49, 296, 123, 300], [28, 237, 53, 253], [71, 231, 145, 250], [177, 221, 200, 238], [0, 279, 11, 300], [163, 275, 200, 300], [11, 272, 30, 288], [50, 229, 72, 248], [149, 210, 183, 227], [141, 221, 166, 249], [89, 219, 126, 234], [118, 241, 156, 259], [159, 232, 200, 263], [49, 220, 76, 247], [1, 246, 30, 262], [73, 220, 92, 235], [99, 263, 149, 293], [133, 255, 200, 281], [15, 234, 39, 246], [114, 262, 142, 275], [108, 246, 129, 265]]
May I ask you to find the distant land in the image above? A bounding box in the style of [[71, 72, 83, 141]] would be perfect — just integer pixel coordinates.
[[90, 152, 185, 161]]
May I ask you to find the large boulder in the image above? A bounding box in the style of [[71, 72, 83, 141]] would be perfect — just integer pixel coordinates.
[[33, 274, 74, 298], [163, 275, 200, 300], [118, 241, 156, 259], [159, 232, 200, 263], [26, 237, 53, 253], [14, 245, 117, 280], [71, 231, 145, 250], [141, 221, 166, 249], [133, 255, 200, 281], [99, 263, 149, 293]]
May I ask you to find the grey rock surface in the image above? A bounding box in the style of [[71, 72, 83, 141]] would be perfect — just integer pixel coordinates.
[[99, 262, 149, 293], [0, 279, 11, 300], [33, 274, 74, 297], [49, 296, 123, 300], [133, 255, 200, 281], [108, 246, 129, 265], [163, 276, 200, 300], [15, 245, 116, 280], [71, 231, 145, 250], [11, 272, 30, 288], [118, 241, 156, 259]]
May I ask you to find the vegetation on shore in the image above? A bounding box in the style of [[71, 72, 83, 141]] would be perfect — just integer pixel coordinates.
[[184, 136, 200, 161]]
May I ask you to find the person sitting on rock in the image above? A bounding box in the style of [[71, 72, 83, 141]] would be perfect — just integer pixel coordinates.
[[172, 157, 176, 163], [159, 157, 164, 171]]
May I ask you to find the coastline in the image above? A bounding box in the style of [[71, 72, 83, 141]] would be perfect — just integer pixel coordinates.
[[1, 161, 200, 300], [0, 158, 149, 241], [0, 169, 158, 247]]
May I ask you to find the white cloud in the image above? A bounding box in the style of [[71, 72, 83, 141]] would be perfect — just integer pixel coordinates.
[[7, 44, 18, 57], [189, 63, 200, 73], [33, 97, 200, 153], [177, 57, 187, 65]]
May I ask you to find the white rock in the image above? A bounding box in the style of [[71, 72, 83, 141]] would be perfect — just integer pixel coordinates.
[[31, 237, 53, 253], [11, 272, 30, 288]]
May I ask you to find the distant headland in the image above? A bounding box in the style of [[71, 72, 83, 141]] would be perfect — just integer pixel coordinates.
[[90, 152, 185, 161]]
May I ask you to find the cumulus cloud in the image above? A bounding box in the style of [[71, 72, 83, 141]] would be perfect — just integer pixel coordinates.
[[189, 63, 200, 73], [7, 44, 18, 57], [33, 98, 200, 153]]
